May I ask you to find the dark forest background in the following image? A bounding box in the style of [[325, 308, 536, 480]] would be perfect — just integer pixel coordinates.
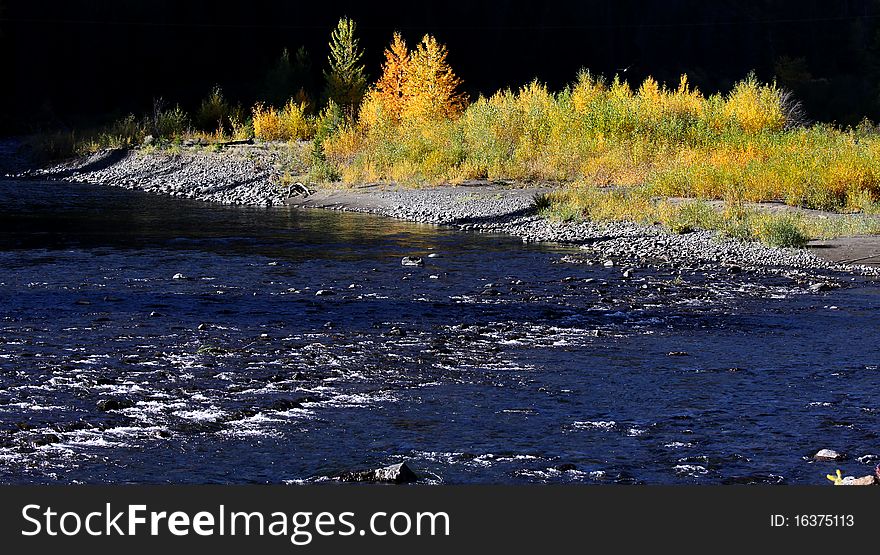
[[4, 0, 880, 134]]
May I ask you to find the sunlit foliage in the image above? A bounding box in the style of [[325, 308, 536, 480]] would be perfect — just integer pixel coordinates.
[[252, 100, 314, 141]]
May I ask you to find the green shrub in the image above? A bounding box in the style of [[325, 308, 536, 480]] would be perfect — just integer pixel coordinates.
[[154, 104, 189, 139], [196, 86, 230, 132], [755, 216, 809, 247]]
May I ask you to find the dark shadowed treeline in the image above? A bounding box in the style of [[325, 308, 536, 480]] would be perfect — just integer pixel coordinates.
[[4, 0, 880, 133]]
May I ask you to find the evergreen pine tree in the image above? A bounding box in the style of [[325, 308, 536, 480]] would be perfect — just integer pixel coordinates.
[[323, 17, 367, 118]]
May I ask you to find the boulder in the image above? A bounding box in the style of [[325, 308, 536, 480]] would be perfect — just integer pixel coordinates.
[[339, 462, 419, 484], [839, 475, 876, 486], [315, 289, 335, 296], [814, 448, 845, 461]]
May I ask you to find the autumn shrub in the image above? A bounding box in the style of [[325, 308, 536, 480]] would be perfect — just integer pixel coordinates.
[[252, 99, 314, 141]]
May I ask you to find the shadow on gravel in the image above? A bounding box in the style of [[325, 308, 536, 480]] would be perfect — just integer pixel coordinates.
[[444, 205, 539, 226], [47, 149, 129, 178]]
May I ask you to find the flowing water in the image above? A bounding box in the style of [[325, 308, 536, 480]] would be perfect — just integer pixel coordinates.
[[1, 179, 879, 484]]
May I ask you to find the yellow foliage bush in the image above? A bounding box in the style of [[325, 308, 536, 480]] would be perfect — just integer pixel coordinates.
[[252, 100, 314, 141]]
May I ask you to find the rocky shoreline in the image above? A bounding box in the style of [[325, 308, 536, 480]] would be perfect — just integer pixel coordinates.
[[18, 143, 299, 206], [6, 143, 879, 275]]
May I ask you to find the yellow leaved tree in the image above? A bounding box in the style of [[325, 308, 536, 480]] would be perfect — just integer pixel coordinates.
[[400, 35, 465, 123], [372, 32, 410, 122], [361, 33, 464, 127]]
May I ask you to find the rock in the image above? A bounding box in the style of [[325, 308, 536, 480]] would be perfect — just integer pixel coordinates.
[[197, 323, 208, 331], [149, 311, 162, 318], [315, 289, 335, 296], [603, 260, 615, 267], [96, 398, 134, 412], [814, 448, 845, 461], [622, 268, 634, 278], [172, 273, 187, 280], [384, 327, 406, 337], [555, 463, 578, 472], [667, 351, 689, 357], [839, 475, 876, 486], [401, 256, 424, 267], [808, 282, 833, 293], [340, 462, 419, 484]]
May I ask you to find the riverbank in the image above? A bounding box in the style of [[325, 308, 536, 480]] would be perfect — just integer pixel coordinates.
[[7, 143, 880, 273]]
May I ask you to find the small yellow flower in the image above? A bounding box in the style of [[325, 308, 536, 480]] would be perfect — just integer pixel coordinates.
[[826, 469, 843, 485]]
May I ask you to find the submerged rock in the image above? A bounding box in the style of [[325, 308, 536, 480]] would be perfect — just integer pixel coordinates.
[[29, 433, 61, 447], [96, 398, 134, 412], [315, 289, 335, 296], [172, 273, 187, 280], [808, 282, 833, 293], [401, 256, 424, 267], [339, 462, 419, 484]]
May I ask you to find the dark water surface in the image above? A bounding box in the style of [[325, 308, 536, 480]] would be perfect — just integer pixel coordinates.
[[1, 179, 879, 485]]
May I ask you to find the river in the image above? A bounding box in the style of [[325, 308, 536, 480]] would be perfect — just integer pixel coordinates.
[[1, 179, 879, 484]]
